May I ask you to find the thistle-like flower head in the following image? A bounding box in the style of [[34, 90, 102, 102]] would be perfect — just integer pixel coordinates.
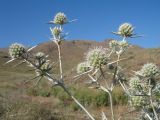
[[117, 23, 134, 37], [9, 43, 26, 59], [53, 12, 68, 25], [129, 76, 141, 90], [138, 63, 160, 77], [35, 52, 45, 59], [51, 27, 62, 39], [118, 40, 129, 49], [109, 40, 129, 54], [34, 52, 48, 68], [36, 61, 52, 76], [131, 96, 148, 108], [40, 61, 52, 71], [86, 47, 108, 68], [109, 40, 118, 49], [77, 62, 91, 74]]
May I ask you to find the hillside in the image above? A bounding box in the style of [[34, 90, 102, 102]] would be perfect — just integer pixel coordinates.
[[0, 40, 160, 119], [0, 40, 160, 81]]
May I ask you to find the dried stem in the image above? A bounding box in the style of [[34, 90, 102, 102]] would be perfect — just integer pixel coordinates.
[[100, 86, 115, 120], [46, 73, 95, 120], [24, 58, 95, 120], [149, 80, 159, 120], [60, 84, 95, 120], [88, 74, 115, 120], [57, 43, 63, 80]]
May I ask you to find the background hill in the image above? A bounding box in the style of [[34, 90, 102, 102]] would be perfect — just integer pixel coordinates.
[[1, 40, 160, 78]]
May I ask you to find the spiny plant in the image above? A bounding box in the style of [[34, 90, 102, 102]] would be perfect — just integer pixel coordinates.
[[75, 22, 160, 120], [6, 12, 160, 120]]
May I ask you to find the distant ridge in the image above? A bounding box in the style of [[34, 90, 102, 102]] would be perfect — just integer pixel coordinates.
[[0, 40, 160, 83]]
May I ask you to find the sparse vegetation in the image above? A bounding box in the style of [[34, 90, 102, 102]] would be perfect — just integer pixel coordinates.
[[0, 11, 160, 120]]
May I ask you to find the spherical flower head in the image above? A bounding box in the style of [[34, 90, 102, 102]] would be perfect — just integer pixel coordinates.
[[86, 47, 108, 68], [129, 76, 141, 90], [117, 40, 129, 54], [41, 61, 52, 71], [118, 23, 134, 37], [138, 63, 160, 77], [36, 61, 52, 76], [109, 40, 118, 49], [77, 62, 91, 74], [118, 40, 129, 49], [51, 27, 62, 38], [9, 43, 26, 59], [53, 12, 68, 25], [35, 52, 45, 59], [34, 52, 48, 68], [131, 96, 147, 108]]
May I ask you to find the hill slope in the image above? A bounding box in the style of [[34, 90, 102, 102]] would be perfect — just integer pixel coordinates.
[[0, 40, 160, 82]]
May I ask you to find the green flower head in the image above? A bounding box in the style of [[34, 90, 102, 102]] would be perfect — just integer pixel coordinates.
[[118, 23, 134, 37], [109, 40, 118, 49], [86, 47, 108, 68], [36, 61, 52, 76], [35, 52, 45, 59], [77, 62, 91, 74], [9, 43, 26, 59], [138, 63, 160, 77], [129, 76, 141, 90], [118, 40, 129, 49], [53, 12, 68, 25], [51, 27, 62, 38], [131, 96, 147, 108], [109, 40, 129, 54]]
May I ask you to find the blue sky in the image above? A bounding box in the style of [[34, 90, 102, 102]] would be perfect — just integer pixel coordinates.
[[0, 0, 160, 48]]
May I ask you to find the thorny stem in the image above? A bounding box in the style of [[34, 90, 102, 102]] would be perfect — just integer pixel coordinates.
[[122, 37, 126, 41], [60, 84, 95, 120], [116, 53, 129, 95], [150, 98, 159, 120], [117, 54, 120, 66], [24, 55, 95, 119], [57, 44, 63, 80], [119, 81, 130, 96], [148, 80, 159, 120], [143, 109, 152, 120], [74, 69, 93, 78], [109, 92, 115, 120], [23, 57, 95, 120], [100, 86, 115, 120], [52, 25, 94, 119], [57, 25, 64, 81], [88, 74, 115, 120], [146, 114, 152, 120], [46, 74, 95, 120]]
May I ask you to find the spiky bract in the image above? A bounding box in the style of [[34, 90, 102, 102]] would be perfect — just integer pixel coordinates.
[[109, 40, 118, 49], [36, 61, 52, 76], [118, 40, 129, 49], [77, 62, 91, 74], [51, 27, 62, 39], [109, 40, 129, 54], [35, 52, 45, 59]]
